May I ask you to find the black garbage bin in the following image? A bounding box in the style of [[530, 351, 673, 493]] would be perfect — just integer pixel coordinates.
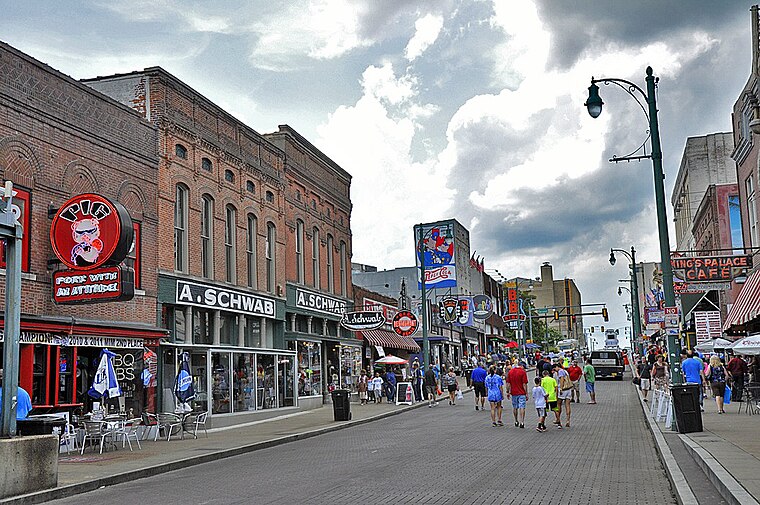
[[671, 383, 703, 433], [330, 389, 351, 421], [16, 415, 67, 437]]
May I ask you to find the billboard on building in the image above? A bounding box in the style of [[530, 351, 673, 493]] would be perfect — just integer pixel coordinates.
[[414, 222, 457, 289]]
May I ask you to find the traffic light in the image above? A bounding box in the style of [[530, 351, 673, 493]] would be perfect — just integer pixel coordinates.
[[602, 307, 609, 322], [601, 326, 605, 332], [553, 309, 559, 320], [590, 326, 595, 333]]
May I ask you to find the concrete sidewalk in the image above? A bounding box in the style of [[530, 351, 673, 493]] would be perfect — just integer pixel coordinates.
[[1, 378, 470, 505], [633, 367, 760, 505]]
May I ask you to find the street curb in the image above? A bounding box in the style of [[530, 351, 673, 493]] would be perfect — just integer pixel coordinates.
[[679, 434, 760, 505], [629, 365, 698, 505], [0, 387, 471, 505]]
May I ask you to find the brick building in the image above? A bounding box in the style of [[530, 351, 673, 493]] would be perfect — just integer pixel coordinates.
[[0, 42, 164, 416]]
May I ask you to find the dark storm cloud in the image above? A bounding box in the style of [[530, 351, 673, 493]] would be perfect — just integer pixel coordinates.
[[534, 0, 750, 70]]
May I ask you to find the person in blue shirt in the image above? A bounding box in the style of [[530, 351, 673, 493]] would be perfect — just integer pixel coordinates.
[[0, 369, 33, 419], [484, 366, 504, 427], [471, 363, 488, 411], [681, 350, 705, 410], [384, 368, 397, 403]]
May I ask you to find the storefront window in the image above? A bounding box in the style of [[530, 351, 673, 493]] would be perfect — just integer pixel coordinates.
[[57, 347, 74, 405], [32, 345, 48, 405], [193, 308, 214, 345], [278, 355, 295, 407], [296, 341, 322, 397], [233, 353, 256, 412], [112, 349, 143, 416], [211, 352, 231, 414], [258, 354, 276, 409], [220, 313, 238, 346], [190, 352, 208, 412], [173, 307, 187, 343], [244, 316, 261, 348], [340, 346, 362, 392]]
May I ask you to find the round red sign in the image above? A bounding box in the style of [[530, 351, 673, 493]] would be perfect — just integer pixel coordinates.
[[50, 194, 133, 271], [392, 310, 419, 337]]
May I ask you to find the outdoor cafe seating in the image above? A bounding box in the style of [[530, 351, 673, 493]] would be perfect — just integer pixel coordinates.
[[739, 383, 760, 415]]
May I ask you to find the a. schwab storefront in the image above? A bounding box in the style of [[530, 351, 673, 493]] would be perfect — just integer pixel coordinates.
[[157, 274, 295, 427], [284, 284, 360, 409]]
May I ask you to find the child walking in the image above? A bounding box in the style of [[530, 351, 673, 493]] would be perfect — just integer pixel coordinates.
[[532, 376, 548, 432], [372, 372, 384, 404], [367, 371, 376, 403]]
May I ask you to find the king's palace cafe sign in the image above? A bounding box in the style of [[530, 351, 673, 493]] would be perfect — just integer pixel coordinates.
[[175, 279, 277, 319], [0, 330, 143, 349]]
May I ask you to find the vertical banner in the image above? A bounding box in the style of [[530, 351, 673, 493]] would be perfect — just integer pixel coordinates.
[[414, 222, 457, 289]]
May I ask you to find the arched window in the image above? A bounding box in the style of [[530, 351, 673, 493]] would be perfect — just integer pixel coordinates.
[[326, 234, 334, 293], [246, 180, 255, 193], [266, 223, 276, 293], [224, 169, 235, 183], [201, 157, 213, 171], [295, 219, 305, 284], [174, 184, 189, 272], [247, 214, 258, 288], [339, 241, 347, 296], [175, 144, 188, 159], [201, 194, 214, 278], [225, 204, 237, 283], [266, 190, 274, 203], [312, 227, 320, 289], [295, 190, 301, 201]]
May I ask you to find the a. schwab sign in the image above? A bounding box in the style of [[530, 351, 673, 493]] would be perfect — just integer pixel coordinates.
[[292, 286, 347, 317], [175, 280, 276, 319]]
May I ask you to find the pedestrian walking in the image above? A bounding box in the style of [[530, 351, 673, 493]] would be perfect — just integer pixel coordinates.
[[567, 360, 583, 403], [471, 363, 487, 411], [681, 350, 705, 411], [485, 366, 504, 427], [423, 364, 438, 408], [540, 370, 559, 428], [410, 360, 424, 402], [637, 359, 652, 402], [372, 372, 384, 404], [554, 363, 573, 427], [367, 371, 376, 403], [706, 355, 732, 414], [506, 361, 528, 429], [532, 376, 548, 432], [651, 354, 668, 391], [385, 367, 397, 403], [726, 354, 748, 402], [583, 358, 596, 404], [443, 368, 459, 405], [357, 369, 369, 405]]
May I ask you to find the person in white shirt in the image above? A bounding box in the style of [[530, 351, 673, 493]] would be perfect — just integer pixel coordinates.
[[372, 372, 384, 404], [532, 377, 548, 432]]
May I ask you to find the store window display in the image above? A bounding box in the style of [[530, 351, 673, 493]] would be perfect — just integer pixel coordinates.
[[234, 353, 257, 411], [258, 353, 276, 408], [340, 346, 362, 392], [294, 341, 321, 397], [212, 352, 231, 414], [278, 355, 295, 407]]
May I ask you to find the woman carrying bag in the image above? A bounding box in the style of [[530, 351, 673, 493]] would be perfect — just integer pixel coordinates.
[[706, 356, 732, 414]]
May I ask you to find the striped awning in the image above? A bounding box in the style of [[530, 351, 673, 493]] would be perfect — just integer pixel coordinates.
[[724, 269, 760, 330], [361, 329, 421, 352]]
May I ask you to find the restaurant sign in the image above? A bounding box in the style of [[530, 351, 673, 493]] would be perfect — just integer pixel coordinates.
[[392, 310, 419, 337], [0, 330, 143, 349], [53, 265, 134, 304], [671, 255, 752, 281], [340, 311, 385, 331], [176, 280, 276, 318]]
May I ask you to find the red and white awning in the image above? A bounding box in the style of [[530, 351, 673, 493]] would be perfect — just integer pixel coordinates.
[[360, 329, 420, 352], [723, 269, 760, 330]]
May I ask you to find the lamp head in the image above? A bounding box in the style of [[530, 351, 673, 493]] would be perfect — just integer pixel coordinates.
[[617, 287, 622, 296], [609, 250, 616, 266], [585, 81, 603, 118]]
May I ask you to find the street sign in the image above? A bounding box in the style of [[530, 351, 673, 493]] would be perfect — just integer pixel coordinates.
[[536, 308, 548, 315]]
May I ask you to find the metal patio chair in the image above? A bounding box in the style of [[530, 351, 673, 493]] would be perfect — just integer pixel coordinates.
[[155, 412, 183, 441]]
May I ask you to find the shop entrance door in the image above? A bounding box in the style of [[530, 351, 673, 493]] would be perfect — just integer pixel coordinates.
[[324, 341, 339, 396]]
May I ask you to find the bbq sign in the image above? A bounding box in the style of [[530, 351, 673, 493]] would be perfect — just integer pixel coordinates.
[[50, 194, 133, 270], [53, 265, 134, 304]]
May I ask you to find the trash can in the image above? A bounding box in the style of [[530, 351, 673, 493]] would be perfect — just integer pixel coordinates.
[[330, 389, 351, 421], [671, 383, 703, 434], [16, 415, 67, 437]]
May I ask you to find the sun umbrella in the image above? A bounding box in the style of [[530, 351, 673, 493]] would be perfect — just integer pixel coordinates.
[[174, 352, 195, 412], [88, 348, 122, 400], [694, 338, 733, 353], [729, 335, 760, 355], [506, 341, 519, 349], [375, 355, 408, 365], [525, 343, 541, 349]]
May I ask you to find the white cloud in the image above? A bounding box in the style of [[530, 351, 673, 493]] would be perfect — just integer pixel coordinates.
[[405, 13, 444, 62]]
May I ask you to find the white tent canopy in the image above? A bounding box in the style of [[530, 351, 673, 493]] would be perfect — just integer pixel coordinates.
[[694, 338, 733, 353], [729, 335, 760, 355]]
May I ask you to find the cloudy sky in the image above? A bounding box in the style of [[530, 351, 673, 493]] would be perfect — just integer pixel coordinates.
[[1, 1, 755, 330]]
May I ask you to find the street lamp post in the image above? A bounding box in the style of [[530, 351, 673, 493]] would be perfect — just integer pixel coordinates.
[[586, 67, 681, 386], [610, 247, 643, 356]]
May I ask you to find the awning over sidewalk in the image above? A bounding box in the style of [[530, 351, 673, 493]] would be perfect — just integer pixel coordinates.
[[723, 270, 760, 331], [361, 329, 421, 352]]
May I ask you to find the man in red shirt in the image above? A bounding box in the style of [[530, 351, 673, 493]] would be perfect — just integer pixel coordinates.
[[567, 360, 584, 403], [506, 362, 529, 428]]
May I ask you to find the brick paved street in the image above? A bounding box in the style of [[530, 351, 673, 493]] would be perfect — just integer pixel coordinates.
[[46, 376, 676, 505]]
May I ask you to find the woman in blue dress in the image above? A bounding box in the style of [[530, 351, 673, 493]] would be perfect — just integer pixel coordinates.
[[484, 366, 504, 426]]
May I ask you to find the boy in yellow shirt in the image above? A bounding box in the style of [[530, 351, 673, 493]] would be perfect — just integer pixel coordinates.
[[540, 370, 561, 429]]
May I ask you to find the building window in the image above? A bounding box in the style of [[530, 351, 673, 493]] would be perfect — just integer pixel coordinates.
[[339, 240, 347, 296], [729, 195, 744, 254], [266, 222, 276, 293], [0, 186, 31, 272], [174, 184, 189, 272], [246, 180, 255, 193], [201, 195, 214, 279], [747, 176, 758, 246], [130, 221, 142, 289], [193, 308, 214, 345], [311, 200, 316, 210], [202, 157, 213, 171], [175, 144, 188, 159], [296, 190, 301, 201], [326, 234, 334, 293], [296, 219, 305, 284], [326, 208, 330, 218], [225, 204, 237, 283], [266, 191, 274, 203], [246, 214, 258, 288], [224, 169, 235, 183], [312, 227, 320, 289]]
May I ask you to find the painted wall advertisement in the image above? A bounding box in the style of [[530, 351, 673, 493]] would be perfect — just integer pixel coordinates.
[[414, 222, 456, 289]]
